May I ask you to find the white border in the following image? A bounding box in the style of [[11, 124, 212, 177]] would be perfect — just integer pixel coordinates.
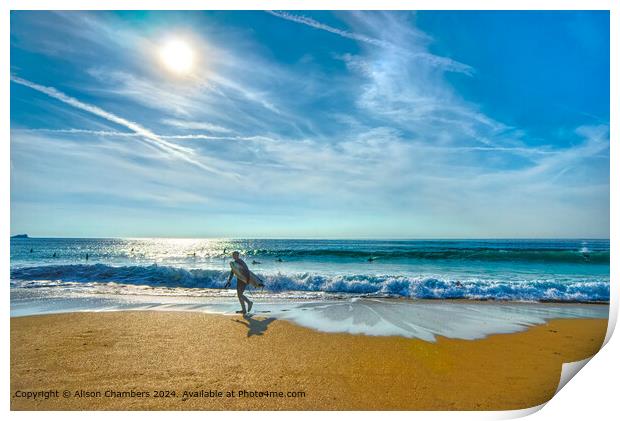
[[2, 1, 617, 420], [2, 0, 617, 11]]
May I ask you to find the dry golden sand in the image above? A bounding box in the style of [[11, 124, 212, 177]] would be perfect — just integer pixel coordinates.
[[11, 310, 607, 410]]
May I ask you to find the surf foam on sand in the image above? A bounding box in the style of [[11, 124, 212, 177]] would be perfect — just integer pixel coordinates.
[[11, 288, 607, 342], [268, 299, 607, 341]]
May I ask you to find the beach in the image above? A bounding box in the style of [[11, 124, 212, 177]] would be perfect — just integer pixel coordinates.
[[11, 310, 607, 410], [10, 238, 610, 410], [9, 6, 612, 414]]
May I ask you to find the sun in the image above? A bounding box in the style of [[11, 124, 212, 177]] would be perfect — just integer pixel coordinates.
[[158, 39, 195, 75]]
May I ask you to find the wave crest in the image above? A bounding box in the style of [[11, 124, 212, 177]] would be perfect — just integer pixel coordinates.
[[236, 248, 609, 263], [10, 264, 609, 302]]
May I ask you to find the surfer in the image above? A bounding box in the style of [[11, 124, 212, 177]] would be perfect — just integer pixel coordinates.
[[252, 260, 261, 265], [225, 251, 253, 314]]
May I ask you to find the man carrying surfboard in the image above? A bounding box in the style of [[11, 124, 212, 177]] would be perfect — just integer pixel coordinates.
[[225, 251, 255, 314]]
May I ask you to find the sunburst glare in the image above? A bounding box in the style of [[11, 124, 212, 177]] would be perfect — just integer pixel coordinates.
[[158, 38, 195, 75]]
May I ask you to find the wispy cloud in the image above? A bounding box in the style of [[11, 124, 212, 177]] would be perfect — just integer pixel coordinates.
[[10, 11, 609, 237], [10, 75, 228, 175], [266, 10, 399, 49], [12, 127, 269, 142], [13, 128, 139, 137], [266, 10, 473, 75], [10, 130, 237, 209], [162, 119, 233, 134], [11, 76, 175, 149]]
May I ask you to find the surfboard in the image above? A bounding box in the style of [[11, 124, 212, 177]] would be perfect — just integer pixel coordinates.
[[230, 261, 264, 288]]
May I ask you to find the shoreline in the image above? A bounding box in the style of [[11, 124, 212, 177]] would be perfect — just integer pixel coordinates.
[[11, 310, 608, 410], [9, 298, 612, 319], [10, 295, 609, 340]]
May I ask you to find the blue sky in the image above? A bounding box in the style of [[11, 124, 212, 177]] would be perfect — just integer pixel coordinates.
[[10, 11, 609, 238]]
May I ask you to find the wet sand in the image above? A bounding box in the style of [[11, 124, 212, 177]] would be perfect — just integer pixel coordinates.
[[10, 311, 607, 410]]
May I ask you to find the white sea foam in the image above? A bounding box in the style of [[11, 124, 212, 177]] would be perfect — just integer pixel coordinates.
[[267, 299, 608, 341], [10, 264, 611, 302], [10, 288, 608, 342]]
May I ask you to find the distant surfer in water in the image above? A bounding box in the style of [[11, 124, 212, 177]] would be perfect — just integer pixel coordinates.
[[225, 251, 253, 314]]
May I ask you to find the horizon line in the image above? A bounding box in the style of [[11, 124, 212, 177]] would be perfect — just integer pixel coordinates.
[[10, 235, 611, 241]]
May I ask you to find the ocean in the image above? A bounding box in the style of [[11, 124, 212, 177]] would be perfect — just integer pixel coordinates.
[[10, 237, 610, 340], [11, 237, 610, 302]]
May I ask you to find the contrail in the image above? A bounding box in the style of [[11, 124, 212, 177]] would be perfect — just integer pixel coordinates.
[[266, 10, 395, 49], [12, 128, 267, 142], [13, 128, 140, 137], [10, 76, 225, 174], [266, 11, 473, 75]]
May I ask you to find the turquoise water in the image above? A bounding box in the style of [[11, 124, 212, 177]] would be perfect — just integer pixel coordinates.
[[10, 238, 609, 302]]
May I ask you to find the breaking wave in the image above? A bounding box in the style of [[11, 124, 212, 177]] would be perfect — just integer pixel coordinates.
[[10, 264, 609, 303]]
